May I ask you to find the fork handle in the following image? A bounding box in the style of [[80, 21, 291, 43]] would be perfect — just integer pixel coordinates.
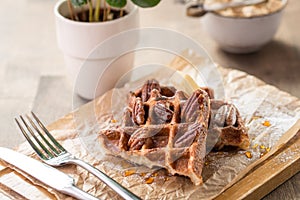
[[69, 158, 141, 200]]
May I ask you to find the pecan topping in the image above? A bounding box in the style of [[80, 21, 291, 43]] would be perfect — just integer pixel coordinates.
[[119, 132, 130, 151], [130, 140, 145, 150], [128, 92, 137, 109], [181, 89, 210, 123], [132, 98, 145, 125], [149, 89, 162, 100], [200, 87, 214, 99], [151, 101, 174, 124], [213, 104, 237, 127], [103, 129, 121, 140], [141, 79, 161, 102], [128, 129, 153, 150], [214, 105, 227, 127], [123, 108, 134, 126], [225, 105, 237, 126], [161, 86, 176, 97], [143, 138, 154, 149], [174, 123, 199, 148]]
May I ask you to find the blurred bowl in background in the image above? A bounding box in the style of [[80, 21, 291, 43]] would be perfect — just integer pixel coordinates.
[[202, 0, 288, 54]]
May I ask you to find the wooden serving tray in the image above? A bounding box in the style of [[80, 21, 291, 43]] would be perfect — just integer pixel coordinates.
[[216, 129, 300, 200]]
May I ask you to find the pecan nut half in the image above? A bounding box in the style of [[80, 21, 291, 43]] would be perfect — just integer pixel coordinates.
[[132, 97, 145, 125], [200, 87, 214, 99], [174, 123, 200, 148], [102, 129, 121, 140], [213, 104, 237, 127], [213, 105, 228, 127], [141, 79, 161, 102], [123, 108, 134, 126], [128, 129, 153, 150], [225, 105, 237, 126], [181, 89, 210, 123], [161, 86, 176, 97], [151, 101, 174, 124]]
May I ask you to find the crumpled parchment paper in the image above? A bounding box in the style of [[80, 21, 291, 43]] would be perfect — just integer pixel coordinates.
[[0, 50, 299, 200]]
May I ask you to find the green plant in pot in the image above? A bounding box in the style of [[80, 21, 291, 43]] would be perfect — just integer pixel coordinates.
[[67, 0, 160, 22], [55, 0, 161, 100]]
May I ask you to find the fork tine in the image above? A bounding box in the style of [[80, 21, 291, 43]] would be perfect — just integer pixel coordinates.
[[19, 115, 55, 159], [15, 118, 48, 160], [31, 112, 67, 152], [25, 114, 61, 155]]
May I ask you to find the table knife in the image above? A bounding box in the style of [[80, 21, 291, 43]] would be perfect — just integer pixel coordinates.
[[0, 147, 99, 200]]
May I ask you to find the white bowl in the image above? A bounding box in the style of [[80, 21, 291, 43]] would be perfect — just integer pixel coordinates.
[[202, 0, 288, 54]]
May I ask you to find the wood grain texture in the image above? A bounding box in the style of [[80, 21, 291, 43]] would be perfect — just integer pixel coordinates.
[[31, 76, 87, 125], [215, 131, 300, 200]]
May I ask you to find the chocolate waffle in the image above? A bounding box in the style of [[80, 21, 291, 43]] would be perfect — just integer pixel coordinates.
[[99, 79, 249, 185], [208, 100, 250, 150]]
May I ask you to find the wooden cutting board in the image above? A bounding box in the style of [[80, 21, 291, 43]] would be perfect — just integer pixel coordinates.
[[216, 129, 300, 200]]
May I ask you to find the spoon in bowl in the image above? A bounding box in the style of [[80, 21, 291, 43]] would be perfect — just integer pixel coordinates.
[[187, 0, 267, 17]]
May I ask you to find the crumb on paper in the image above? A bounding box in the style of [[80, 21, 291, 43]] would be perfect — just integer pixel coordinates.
[[145, 177, 154, 184], [153, 172, 158, 177], [124, 170, 136, 177], [245, 151, 253, 159], [259, 146, 271, 157], [262, 120, 271, 127], [139, 172, 146, 177], [260, 145, 266, 149]]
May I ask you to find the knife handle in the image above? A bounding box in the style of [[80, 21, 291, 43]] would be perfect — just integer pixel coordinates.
[[63, 185, 99, 200], [69, 158, 141, 200]]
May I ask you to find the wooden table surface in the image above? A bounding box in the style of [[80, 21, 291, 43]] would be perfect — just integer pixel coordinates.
[[0, 0, 299, 199]]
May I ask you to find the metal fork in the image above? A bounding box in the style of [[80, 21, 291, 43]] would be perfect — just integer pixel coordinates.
[[15, 112, 140, 200]]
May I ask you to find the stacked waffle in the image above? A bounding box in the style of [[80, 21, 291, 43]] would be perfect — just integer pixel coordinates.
[[99, 79, 249, 185]]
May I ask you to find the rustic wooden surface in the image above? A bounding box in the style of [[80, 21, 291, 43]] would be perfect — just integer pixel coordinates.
[[215, 128, 300, 200], [0, 0, 299, 199]]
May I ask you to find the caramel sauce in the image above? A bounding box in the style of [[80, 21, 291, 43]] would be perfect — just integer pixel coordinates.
[[124, 170, 135, 177], [262, 120, 271, 127], [245, 151, 253, 159], [145, 177, 154, 184]]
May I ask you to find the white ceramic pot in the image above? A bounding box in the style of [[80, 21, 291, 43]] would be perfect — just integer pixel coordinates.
[[54, 0, 139, 99], [202, 0, 287, 54]]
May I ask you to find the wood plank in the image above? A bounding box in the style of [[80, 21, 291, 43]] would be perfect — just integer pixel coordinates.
[[32, 76, 87, 124], [216, 130, 300, 200], [263, 172, 300, 200], [0, 98, 34, 148]]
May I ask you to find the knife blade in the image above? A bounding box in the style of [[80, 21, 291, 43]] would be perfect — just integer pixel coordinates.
[[0, 147, 99, 200]]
